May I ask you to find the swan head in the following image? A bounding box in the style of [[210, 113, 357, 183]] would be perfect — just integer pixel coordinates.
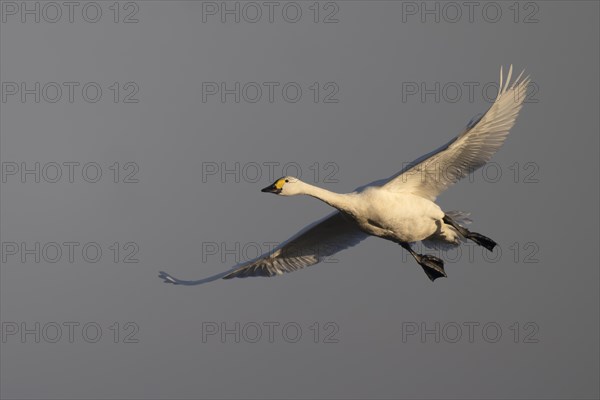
[[261, 176, 302, 196]]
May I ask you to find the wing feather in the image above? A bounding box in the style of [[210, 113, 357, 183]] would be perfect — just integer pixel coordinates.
[[382, 65, 530, 200], [222, 212, 368, 279]]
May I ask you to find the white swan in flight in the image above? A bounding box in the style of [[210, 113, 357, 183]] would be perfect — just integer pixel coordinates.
[[160, 65, 530, 284]]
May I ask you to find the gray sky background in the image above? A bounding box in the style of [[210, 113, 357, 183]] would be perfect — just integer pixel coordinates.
[[1, 1, 599, 399]]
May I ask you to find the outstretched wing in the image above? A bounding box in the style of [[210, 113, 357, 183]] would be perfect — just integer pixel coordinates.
[[382, 65, 530, 201], [222, 212, 368, 279]]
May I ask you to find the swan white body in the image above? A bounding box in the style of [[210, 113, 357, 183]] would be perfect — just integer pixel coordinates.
[[297, 185, 446, 243], [160, 65, 529, 284]]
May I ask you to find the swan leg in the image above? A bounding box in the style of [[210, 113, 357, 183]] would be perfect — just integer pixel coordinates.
[[443, 215, 497, 251], [400, 243, 446, 282]]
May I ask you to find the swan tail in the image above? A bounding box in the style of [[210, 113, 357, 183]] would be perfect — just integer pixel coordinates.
[[445, 210, 472, 225], [422, 210, 470, 250]]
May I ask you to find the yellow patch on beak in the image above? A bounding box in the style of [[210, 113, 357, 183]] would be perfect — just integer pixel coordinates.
[[274, 179, 286, 190]]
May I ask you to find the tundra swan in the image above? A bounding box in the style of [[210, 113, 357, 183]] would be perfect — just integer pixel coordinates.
[[160, 65, 529, 284]]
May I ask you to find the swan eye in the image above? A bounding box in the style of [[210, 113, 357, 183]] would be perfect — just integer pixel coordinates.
[[285, 179, 289, 183]]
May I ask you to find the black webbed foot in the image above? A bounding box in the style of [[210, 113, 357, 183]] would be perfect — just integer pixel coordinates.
[[465, 232, 497, 252], [417, 254, 447, 282]]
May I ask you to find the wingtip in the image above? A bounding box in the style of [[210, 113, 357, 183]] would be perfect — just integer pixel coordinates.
[[158, 271, 179, 284], [498, 65, 530, 98]]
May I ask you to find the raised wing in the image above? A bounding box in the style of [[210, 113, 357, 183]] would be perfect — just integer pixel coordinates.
[[159, 212, 368, 284], [222, 212, 368, 279], [382, 65, 530, 201]]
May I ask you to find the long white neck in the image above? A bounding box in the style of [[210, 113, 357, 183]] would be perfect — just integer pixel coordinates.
[[296, 181, 356, 215]]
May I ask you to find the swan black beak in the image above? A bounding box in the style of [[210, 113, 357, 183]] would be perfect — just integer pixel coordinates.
[[261, 183, 281, 194]]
